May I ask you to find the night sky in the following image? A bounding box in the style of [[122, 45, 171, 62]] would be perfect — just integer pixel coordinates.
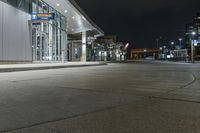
[[74, 0, 200, 49]]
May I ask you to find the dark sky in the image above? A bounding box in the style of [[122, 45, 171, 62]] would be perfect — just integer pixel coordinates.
[[74, 0, 200, 48]]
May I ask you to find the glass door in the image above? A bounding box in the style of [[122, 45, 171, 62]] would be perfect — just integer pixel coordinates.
[[32, 26, 49, 61]]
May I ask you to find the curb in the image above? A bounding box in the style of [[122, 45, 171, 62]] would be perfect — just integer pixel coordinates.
[[0, 63, 107, 73]]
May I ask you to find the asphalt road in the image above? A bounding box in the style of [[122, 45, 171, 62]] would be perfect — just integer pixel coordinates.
[[0, 61, 200, 133]]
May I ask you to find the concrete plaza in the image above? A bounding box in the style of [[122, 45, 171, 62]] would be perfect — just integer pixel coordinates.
[[0, 62, 106, 72], [0, 61, 200, 133]]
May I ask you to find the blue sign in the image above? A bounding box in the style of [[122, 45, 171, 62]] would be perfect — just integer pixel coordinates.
[[31, 13, 55, 21]]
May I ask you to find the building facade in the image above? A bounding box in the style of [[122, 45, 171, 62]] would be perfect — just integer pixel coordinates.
[[130, 48, 160, 60], [185, 13, 200, 60], [0, 0, 104, 62], [93, 36, 128, 61], [194, 13, 200, 59]]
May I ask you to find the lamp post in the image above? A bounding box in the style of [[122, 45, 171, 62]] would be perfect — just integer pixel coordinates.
[[171, 41, 175, 50], [191, 32, 196, 63], [178, 38, 182, 49], [156, 38, 159, 48]]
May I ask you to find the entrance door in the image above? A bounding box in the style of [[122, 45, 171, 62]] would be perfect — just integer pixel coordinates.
[[32, 28, 49, 61], [31, 21, 68, 62], [37, 32, 48, 61]]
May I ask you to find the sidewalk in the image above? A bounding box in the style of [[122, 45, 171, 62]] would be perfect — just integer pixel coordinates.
[[127, 59, 200, 65], [0, 62, 107, 73]]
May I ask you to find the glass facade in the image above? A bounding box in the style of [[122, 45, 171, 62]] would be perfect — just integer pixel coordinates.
[[1, 0, 97, 62], [31, 0, 68, 62], [68, 41, 82, 61], [1, 0, 69, 62], [1, 0, 32, 13]]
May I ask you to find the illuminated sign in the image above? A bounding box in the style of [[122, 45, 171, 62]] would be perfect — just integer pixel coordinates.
[[31, 13, 55, 21]]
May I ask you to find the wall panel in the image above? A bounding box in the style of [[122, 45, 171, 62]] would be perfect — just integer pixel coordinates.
[[1, 1, 31, 61], [0, 2, 3, 60]]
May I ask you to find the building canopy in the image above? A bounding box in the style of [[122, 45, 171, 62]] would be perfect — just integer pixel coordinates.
[[42, 0, 104, 37]]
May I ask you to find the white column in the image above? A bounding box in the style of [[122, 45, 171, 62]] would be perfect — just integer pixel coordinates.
[[81, 31, 87, 62], [61, 31, 67, 63]]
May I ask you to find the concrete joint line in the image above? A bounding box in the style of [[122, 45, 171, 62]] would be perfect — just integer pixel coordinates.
[[0, 102, 134, 133], [166, 72, 199, 94]]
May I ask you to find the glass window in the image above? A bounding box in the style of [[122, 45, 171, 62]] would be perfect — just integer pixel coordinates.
[[32, 0, 37, 13], [38, 0, 43, 13], [17, 0, 25, 10], [5, 0, 31, 13], [42, 3, 48, 13], [7, 0, 17, 7]]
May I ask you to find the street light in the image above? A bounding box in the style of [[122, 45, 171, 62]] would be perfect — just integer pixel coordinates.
[[155, 36, 163, 48], [171, 41, 175, 50], [178, 38, 182, 49], [191, 32, 196, 63], [155, 38, 159, 48], [192, 31, 196, 35]]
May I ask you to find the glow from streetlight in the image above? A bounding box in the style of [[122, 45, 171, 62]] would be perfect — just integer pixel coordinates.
[[123, 43, 129, 51], [192, 32, 196, 35]]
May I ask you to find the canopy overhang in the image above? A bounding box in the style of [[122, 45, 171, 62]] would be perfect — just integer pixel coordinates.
[[42, 0, 104, 37]]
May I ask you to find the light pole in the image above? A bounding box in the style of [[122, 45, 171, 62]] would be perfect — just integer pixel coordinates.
[[156, 38, 159, 48], [171, 41, 175, 50], [178, 38, 182, 49], [163, 45, 167, 60], [191, 32, 196, 63]]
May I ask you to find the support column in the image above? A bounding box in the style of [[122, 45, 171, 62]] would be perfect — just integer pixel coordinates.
[[81, 31, 87, 62]]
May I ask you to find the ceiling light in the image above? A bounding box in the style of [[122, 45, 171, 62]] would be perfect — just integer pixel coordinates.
[[56, 3, 60, 6], [78, 22, 82, 26], [64, 10, 68, 13], [72, 16, 75, 19]]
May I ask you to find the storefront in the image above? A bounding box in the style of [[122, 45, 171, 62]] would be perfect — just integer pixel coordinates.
[[68, 40, 82, 61], [31, 0, 68, 62], [0, 0, 104, 62]]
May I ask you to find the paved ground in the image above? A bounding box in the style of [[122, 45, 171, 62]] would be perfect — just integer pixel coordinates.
[[0, 62, 106, 72], [0, 61, 200, 133]]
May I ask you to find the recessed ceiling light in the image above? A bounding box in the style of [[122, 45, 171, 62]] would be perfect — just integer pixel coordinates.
[[72, 16, 75, 19], [56, 3, 60, 6], [64, 10, 68, 13], [72, 29, 74, 31], [78, 22, 82, 26]]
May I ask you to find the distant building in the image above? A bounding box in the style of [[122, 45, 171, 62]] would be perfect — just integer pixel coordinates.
[[185, 13, 200, 60], [194, 13, 200, 59], [185, 23, 196, 48], [194, 13, 200, 39], [130, 48, 160, 60], [94, 36, 128, 61]]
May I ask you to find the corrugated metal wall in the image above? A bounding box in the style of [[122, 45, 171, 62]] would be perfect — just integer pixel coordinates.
[[0, 1, 32, 62], [0, 2, 3, 61]]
